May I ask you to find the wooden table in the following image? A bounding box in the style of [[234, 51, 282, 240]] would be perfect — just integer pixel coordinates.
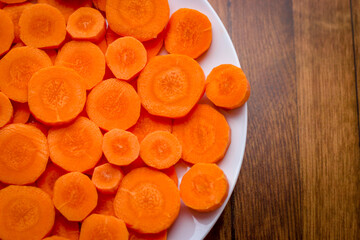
[[205, 0, 360, 239]]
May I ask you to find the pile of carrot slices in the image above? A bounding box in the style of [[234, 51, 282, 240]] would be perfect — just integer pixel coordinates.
[[0, 0, 251, 239]]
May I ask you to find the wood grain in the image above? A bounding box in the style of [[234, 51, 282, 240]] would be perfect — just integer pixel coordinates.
[[351, 0, 360, 130]]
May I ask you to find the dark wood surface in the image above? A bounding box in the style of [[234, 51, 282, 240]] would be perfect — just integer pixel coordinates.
[[205, 0, 360, 239]]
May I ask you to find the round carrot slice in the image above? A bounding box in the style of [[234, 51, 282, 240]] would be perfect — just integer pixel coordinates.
[[36, 163, 66, 198], [102, 129, 140, 166], [206, 64, 251, 109], [0, 92, 13, 128], [51, 214, 80, 240], [140, 131, 182, 170], [38, 0, 92, 21], [114, 167, 180, 234], [80, 214, 129, 240], [11, 102, 30, 124], [137, 54, 205, 118], [172, 104, 230, 164], [0, 10, 14, 56], [0, 185, 55, 240], [165, 8, 212, 59], [93, 0, 106, 12], [55, 41, 105, 90], [67, 7, 105, 42], [92, 163, 124, 194], [106, 37, 147, 80], [3, 3, 31, 43], [0, 124, 49, 185], [143, 30, 165, 61], [86, 78, 141, 131], [28, 66, 86, 125], [106, 0, 169, 42], [93, 193, 116, 217], [48, 117, 103, 172], [180, 163, 229, 212], [19, 4, 66, 49], [53, 172, 98, 221], [0, 46, 52, 103]]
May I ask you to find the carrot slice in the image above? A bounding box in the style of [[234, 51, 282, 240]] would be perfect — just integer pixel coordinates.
[[0, 123, 49, 185], [37, 0, 92, 21], [48, 117, 103, 172], [165, 8, 212, 59], [102, 129, 140, 166], [67, 7, 105, 42], [0, 92, 13, 128], [93, 193, 115, 216], [180, 163, 229, 212], [137, 54, 205, 118], [129, 108, 172, 143], [172, 104, 230, 164], [106, 0, 169, 42], [0, 185, 55, 240], [27, 121, 49, 136], [97, 37, 107, 54], [43, 236, 70, 240], [3, 3, 31, 43], [106, 37, 147, 80], [55, 41, 105, 90], [0, 0, 27, 3], [80, 214, 129, 240], [140, 131, 182, 170], [19, 4, 66, 49], [92, 163, 124, 194], [28, 66, 86, 125], [162, 166, 178, 186], [114, 167, 180, 234], [0, 46, 52, 103], [143, 30, 165, 61], [53, 172, 98, 221], [129, 230, 167, 240], [0, 10, 14, 56], [11, 102, 30, 123], [86, 78, 141, 131], [93, 0, 106, 12], [51, 214, 80, 240], [37, 162, 66, 198], [206, 64, 251, 109]]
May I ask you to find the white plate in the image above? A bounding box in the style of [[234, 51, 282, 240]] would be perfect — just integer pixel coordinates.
[[162, 0, 248, 239]]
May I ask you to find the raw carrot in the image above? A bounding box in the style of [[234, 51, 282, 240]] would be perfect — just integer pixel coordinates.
[[28, 66, 86, 125], [129, 108, 172, 143], [51, 214, 80, 240], [0, 92, 13, 128], [79, 214, 129, 240], [105, 28, 119, 45], [55, 41, 105, 90], [19, 4, 66, 49], [162, 166, 178, 186], [129, 230, 167, 240], [36, 162, 66, 198], [37, 0, 92, 21], [0, 0, 27, 3], [0, 46, 52, 103], [11, 102, 30, 123], [106, 0, 169, 42], [53, 172, 98, 221], [43, 236, 70, 240], [86, 78, 141, 131], [0, 10, 14, 56], [137, 54, 205, 118], [48, 117, 103, 172], [180, 163, 228, 212], [172, 104, 230, 164], [92, 163, 124, 194], [97, 37, 107, 54], [106, 37, 147, 80], [27, 121, 49, 135], [67, 7, 105, 42], [114, 167, 180, 234], [0, 185, 55, 240], [165, 8, 212, 59], [93, 0, 106, 12], [3, 2, 31, 43], [0, 123, 49, 185], [93, 193, 115, 216], [140, 131, 182, 170], [45, 49, 57, 64], [206, 64, 251, 109], [102, 129, 140, 166], [143, 30, 165, 61]]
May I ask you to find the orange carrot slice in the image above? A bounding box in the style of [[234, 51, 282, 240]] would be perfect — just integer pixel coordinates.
[[129, 230, 167, 240], [93, 193, 115, 216], [37, 0, 92, 21], [48, 117, 103, 172], [3, 2, 31, 43], [27, 121, 49, 136], [137, 54, 205, 118], [0, 185, 55, 240], [140, 131, 182, 170], [143, 30, 165, 61], [19, 4, 66, 49], [43, 236, 70, 240], [86, 78, 141, 131], [0, 9, 14, 56], [67, 7, 105, 42], [79, 214, 129, 240], [97, 37, 107, 54], [0, 46, 52, 103], [0, 92, 13, 128], [53, 172, 98, 221], [0, 123, 49, 185], [102, 129, 140, 166], [28, 66, 86, 125], [180, 163, 229, 212], [106, 37, 147, 80], [173, 104, 230, 164], [37, 162, 66, 198], [93, 0, 106, 12], [55, 41, 105, 90], [11, 102, 30, 123], [106, 0, 169, 42], [206, 64, 251, 109], [51, 214, 80, 240], [114, 167, 180, 234], [92, 163, 124, 194]]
